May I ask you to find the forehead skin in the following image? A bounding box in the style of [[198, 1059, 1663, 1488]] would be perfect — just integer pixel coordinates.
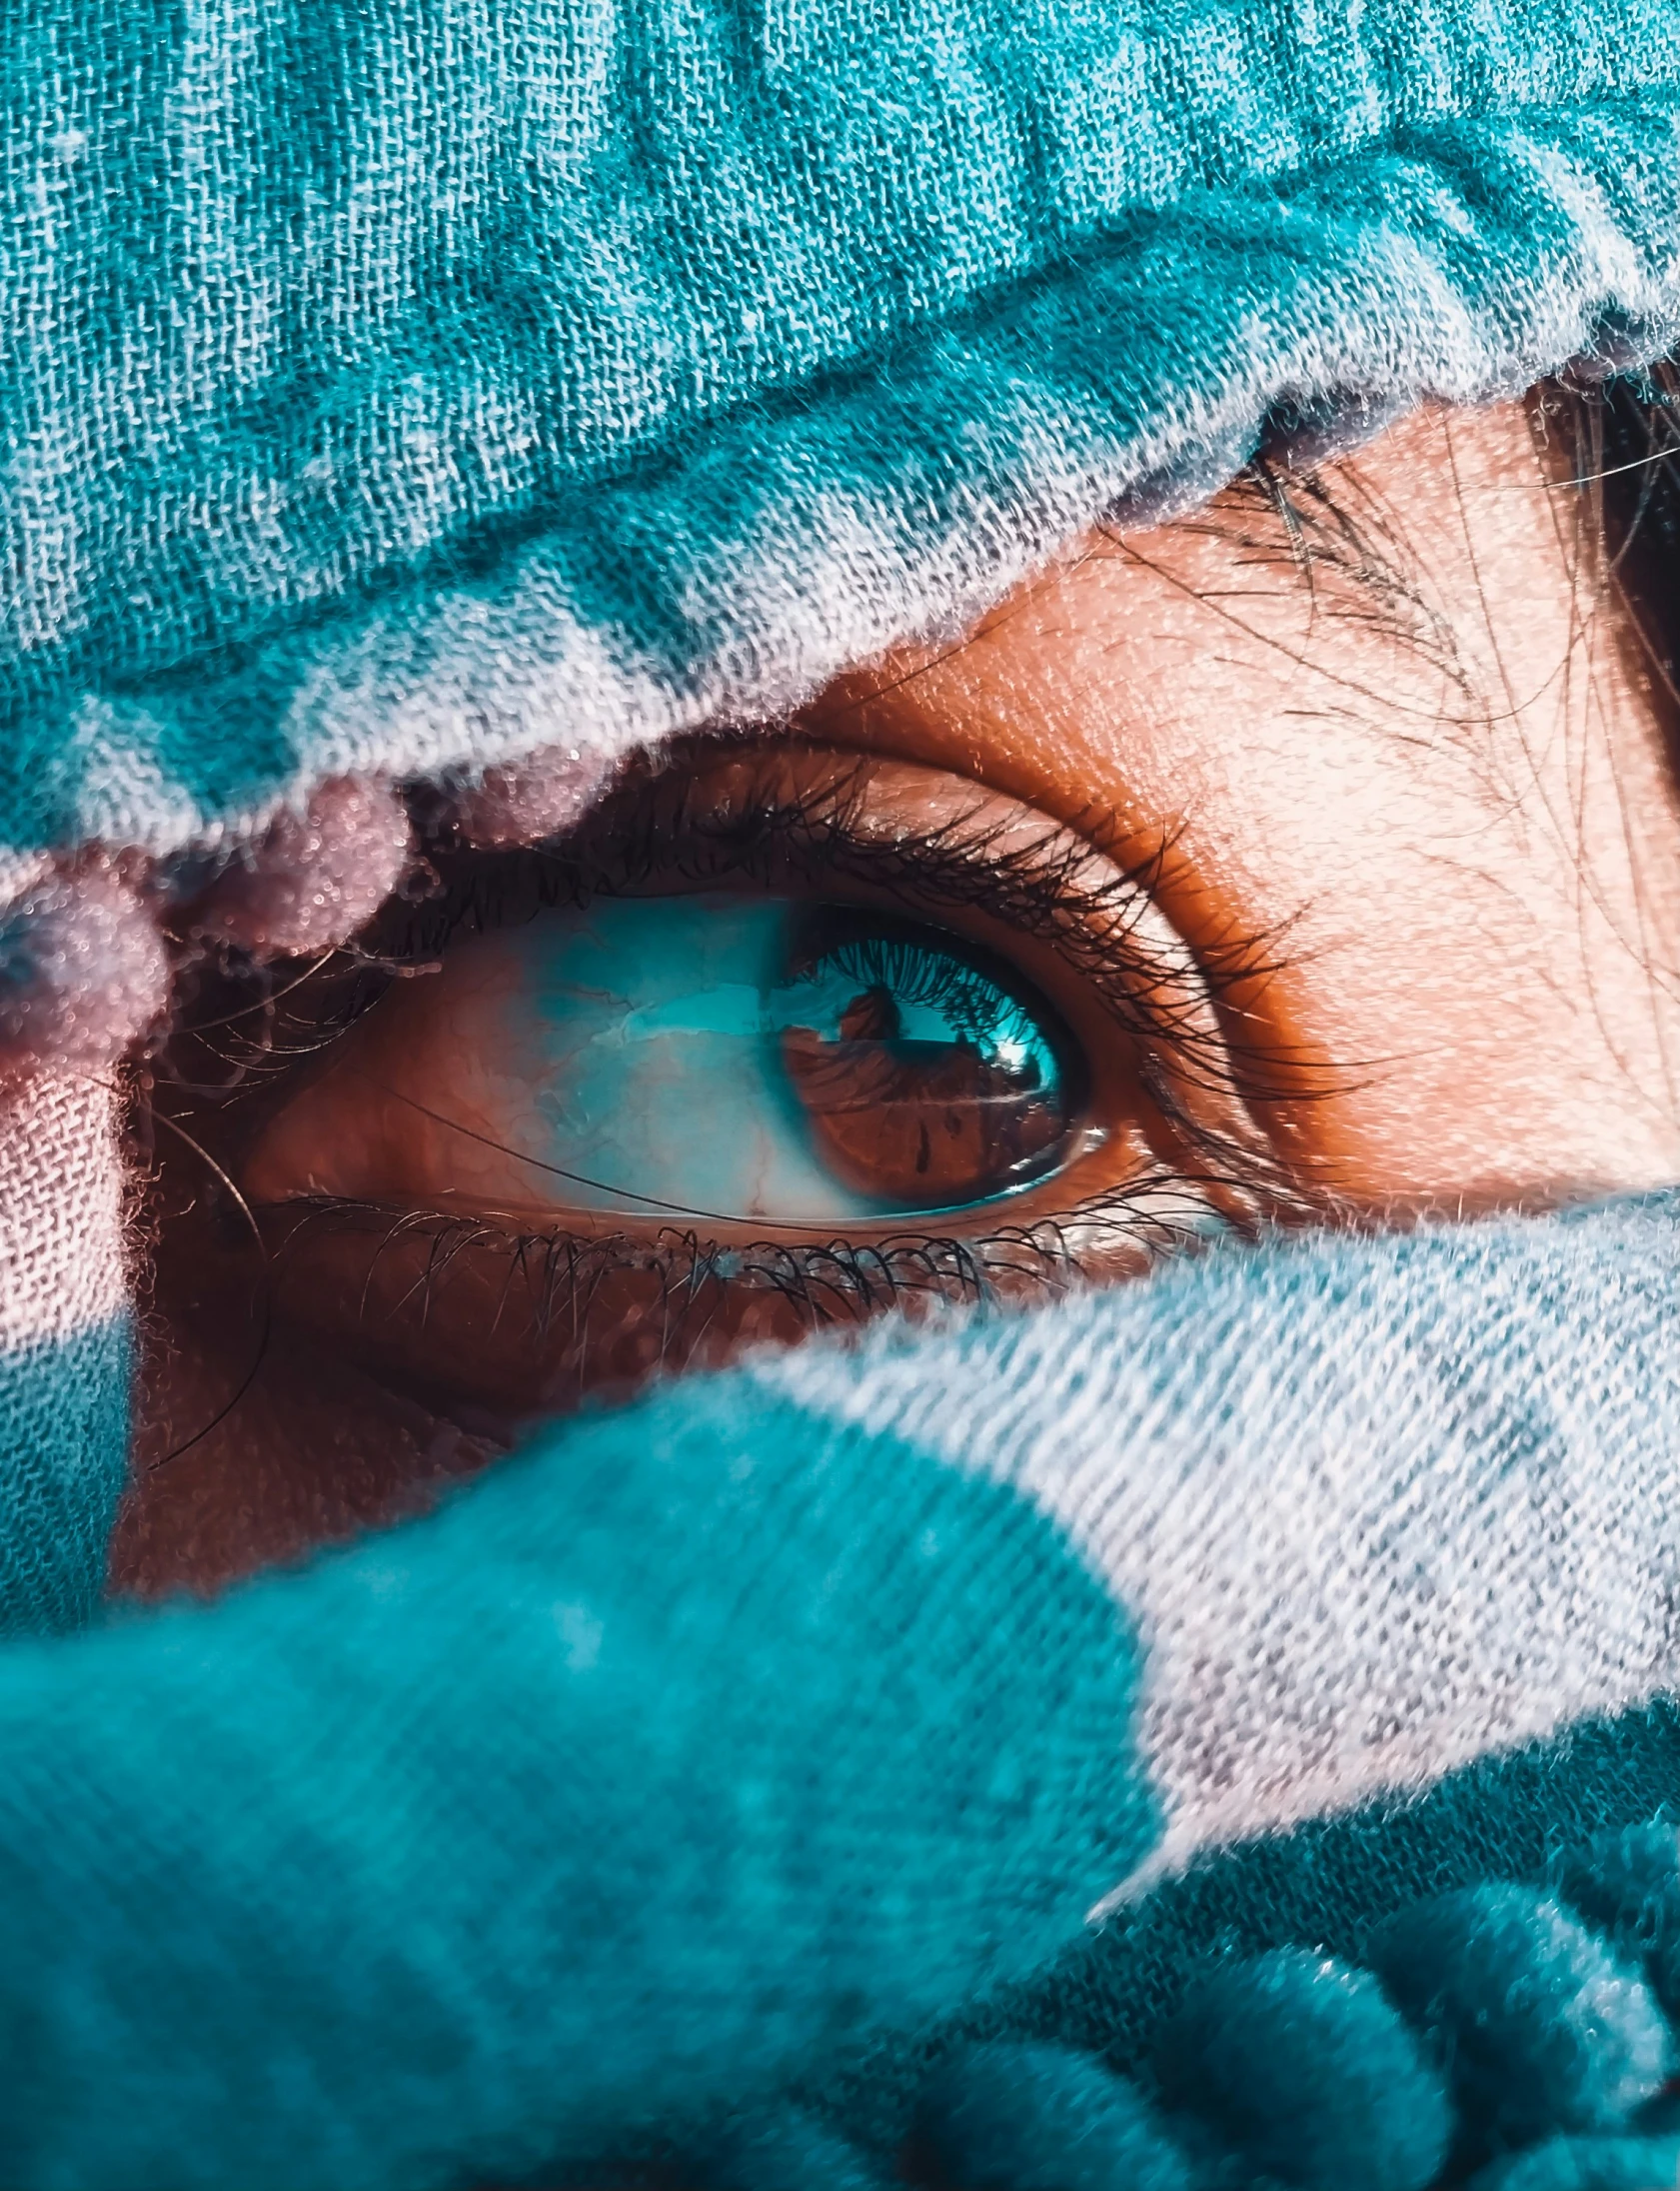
[[802, 401, 1680, 1210]]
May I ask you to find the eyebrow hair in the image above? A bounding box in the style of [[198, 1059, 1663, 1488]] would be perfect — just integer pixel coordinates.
[[1192, 457, 1475, 699], [1555, 362, 1680, 718], [1081, 455, 1488, 776]]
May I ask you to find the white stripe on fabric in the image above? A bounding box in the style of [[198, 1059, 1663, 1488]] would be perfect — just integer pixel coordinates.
[[0, 1074, 128, 1351], [752, 1201, 1680, 1896]]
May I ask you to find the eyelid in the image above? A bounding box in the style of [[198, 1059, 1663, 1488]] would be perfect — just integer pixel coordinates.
[[386, 745, 1283, 1195]]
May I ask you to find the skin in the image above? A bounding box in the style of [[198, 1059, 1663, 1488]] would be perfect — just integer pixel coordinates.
[[118, 398, 1680, 1595], [807, 402, 1680, 1205]]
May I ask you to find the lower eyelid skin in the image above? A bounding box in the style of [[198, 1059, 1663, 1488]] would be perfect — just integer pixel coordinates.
[[245, 1206, 986, 1425], [237, 1172, 1228, 1432]]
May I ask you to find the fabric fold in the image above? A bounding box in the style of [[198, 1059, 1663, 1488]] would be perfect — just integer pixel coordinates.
[[5, 0, 1680, 864], [759, 1195, 1680, 1884]]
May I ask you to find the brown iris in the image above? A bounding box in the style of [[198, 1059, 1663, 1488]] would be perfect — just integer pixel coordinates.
[[776, 913, 1080, 1209]]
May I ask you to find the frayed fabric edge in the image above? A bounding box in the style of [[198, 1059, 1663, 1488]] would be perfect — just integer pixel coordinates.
[[9, 92, 1680, 1057]]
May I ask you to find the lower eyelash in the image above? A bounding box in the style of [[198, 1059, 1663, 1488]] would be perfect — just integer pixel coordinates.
[[268, 1171, 1232, 1374]]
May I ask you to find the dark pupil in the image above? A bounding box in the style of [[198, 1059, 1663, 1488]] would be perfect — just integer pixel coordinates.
[[776, 920, 1075, 1211]]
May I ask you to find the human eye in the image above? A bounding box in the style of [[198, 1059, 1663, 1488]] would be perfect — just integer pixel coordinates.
[[289, 893, 1087, 1226], [130, 741, 1286, 1531]]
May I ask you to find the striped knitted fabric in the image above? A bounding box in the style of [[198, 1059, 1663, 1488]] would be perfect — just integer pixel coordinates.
[[1, 0, 1680, 2183]]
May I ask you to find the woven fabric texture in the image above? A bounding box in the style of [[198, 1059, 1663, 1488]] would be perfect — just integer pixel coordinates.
[[0, 1200, 1674, 2186], [0, 1070, 129, 1633], [4, 0, 1680, 1637], [758, 1196, 1680, 1882], [1, 0, 1680, 860]]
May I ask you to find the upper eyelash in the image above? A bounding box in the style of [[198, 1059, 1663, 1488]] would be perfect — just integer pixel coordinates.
[[386, 752, 1297, 1092]]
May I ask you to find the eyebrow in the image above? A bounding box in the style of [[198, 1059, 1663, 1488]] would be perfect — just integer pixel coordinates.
[[1085, 458, 1487, 762], [1190, 461, 1468, 680]]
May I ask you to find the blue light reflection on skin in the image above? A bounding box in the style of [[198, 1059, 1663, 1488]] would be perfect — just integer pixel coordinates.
[[498, 894, 1066, 1225]]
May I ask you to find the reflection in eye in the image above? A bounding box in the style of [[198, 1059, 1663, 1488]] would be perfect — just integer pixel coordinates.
[[780, 910, 1079, 1209], [362, 895, 1085, 1224]]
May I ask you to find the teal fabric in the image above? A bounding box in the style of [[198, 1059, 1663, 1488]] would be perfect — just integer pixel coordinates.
[[0, 1377, 1149, 2188], [6, 0, 1680, 2181], [6, 0, 1680, 857], [848, 1714, 1680, 2184], [1005, 1700, 1680, 2084], [0, 1321, 129, 1636], [0, 1200, 1676, 2185]]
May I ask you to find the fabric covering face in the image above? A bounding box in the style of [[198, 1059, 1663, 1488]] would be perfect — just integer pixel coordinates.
[[6, 0, 1680, 1600], [3, 0, 1680, 2181], [0, 1200, 1676, 2191], [0, 1073, 126, 1632]]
